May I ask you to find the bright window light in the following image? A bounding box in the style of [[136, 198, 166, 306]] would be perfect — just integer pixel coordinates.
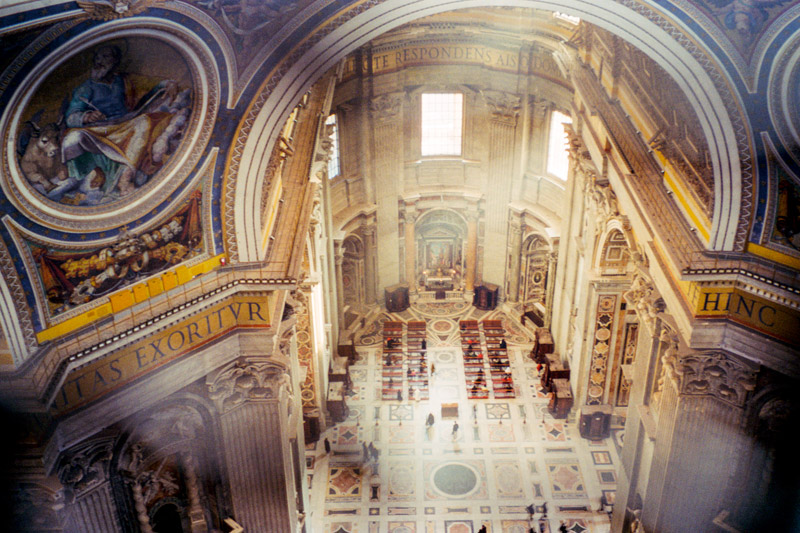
[[421, 93, 463, 156], [326, 114, 340, 179], [546, 110, 572, 180], [554, 12, 581, 24]]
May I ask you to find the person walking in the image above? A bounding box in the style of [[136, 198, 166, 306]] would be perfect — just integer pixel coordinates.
[[452, 420, 459, 438]]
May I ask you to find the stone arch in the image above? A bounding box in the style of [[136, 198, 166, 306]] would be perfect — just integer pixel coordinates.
[[594, 220, 636, 275], [232, 0, 744, 261], [109, 394, 229, 533], [414, 208, 468, 288]]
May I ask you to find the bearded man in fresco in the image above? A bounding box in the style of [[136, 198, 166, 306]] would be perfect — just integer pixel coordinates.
[[56, 44, 192, 204]]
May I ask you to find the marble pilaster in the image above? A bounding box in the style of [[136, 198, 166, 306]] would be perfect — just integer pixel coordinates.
[[506, 218, 523, 302], [57, 437, 121, 533], [403, 210, 417, 290], [465, 212, 479, 292], [207, 359, 297, 533], [362, 225, 378, 303], [370, 93, 404, 296]]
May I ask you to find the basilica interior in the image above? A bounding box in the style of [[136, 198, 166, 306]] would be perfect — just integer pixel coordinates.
[[1, 1, 799, 533]]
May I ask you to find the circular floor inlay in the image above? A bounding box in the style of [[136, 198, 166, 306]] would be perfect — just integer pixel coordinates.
[[432, 462, 479, 496]]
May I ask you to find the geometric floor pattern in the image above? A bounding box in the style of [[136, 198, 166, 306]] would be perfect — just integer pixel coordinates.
[[309, 304, 618, 533]]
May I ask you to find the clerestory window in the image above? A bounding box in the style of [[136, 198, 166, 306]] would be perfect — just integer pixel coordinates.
[[421, 93, 463, 157], [546, 110, 573, 180]]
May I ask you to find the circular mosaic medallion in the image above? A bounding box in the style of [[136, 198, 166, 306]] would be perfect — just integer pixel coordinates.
[[431, 462, 480, 497], [358, 336, 378, 346], [1, 23, 219, 231], [431, 319, 455, 334], [595, 328, 611, 341], [435, 350, 455, 363]]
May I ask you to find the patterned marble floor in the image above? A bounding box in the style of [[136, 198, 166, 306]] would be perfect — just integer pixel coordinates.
[[308, 304, 618, 533]]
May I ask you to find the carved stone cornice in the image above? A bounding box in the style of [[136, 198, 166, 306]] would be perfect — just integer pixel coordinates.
[[482, 90, 520, 125], [369, 93, 403, 121], [673, 351, 758, 407], [207, 358, 287, 414], [56, 437, 115, 499]]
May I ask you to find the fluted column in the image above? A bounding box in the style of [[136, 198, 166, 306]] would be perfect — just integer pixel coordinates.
[[208, 359, 297, 533], [544, 250, 558, 327], [403, 209, 417, 290], [643, 349, 757, 533], [506, 217, 523, 302], [334, 241, 345, 320], [528, 99, 550, 174], [57, 438, 121, 533], [370, 93, 404, 296], [465, 211, 479, 292], [362, 225, 377, 303], [481, 91, 520, 286]]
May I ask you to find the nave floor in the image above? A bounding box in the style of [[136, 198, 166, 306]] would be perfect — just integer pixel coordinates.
[[307, 304, 620, 533]]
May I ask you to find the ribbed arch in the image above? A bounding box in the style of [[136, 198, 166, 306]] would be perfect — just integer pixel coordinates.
[[233, 0, 742, 261]]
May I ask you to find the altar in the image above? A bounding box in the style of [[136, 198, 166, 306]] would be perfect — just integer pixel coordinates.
[[424, 273, 454, 291]]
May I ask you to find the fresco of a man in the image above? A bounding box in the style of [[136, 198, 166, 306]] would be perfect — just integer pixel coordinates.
[[54, 44, 192, 204]]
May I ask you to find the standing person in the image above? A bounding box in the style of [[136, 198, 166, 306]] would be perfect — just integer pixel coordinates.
[[452, 420, 459, 437], [538, 518, 547, 533], [368, 442, 378, 462], [397, 389, 403, 402], [421, 338, 426, 350], [477, 525, 487, 533], [526, 503, 536, 520], [431, 362, 436, 376], [362, 442, 369, 462], [426, 412, 435, 427], [324, 437, 331, 454], [558, 521, 568, 533]]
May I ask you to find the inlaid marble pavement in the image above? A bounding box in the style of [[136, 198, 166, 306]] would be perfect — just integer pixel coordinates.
[[310, 306, 619, 532]]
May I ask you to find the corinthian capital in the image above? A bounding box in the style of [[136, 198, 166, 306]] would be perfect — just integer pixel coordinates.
[[207, 358, 288, 413], [370, 93, 403, 120], [674, 351, 757, 407], [56, 437, 115, 498], [482, 90, 521, 124]]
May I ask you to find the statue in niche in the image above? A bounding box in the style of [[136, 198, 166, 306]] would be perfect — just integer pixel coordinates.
[[16, 39, 193, 206]]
